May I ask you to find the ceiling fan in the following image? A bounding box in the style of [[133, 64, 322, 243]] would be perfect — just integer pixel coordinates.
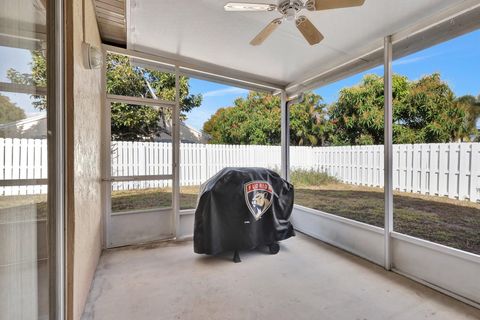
[[224, 0, 365, 46]]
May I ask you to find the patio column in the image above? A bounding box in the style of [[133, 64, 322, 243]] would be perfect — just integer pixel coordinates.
[[384, 35, 394, 270], [173, 66, 181, 238], [280, 90, 290, 181]]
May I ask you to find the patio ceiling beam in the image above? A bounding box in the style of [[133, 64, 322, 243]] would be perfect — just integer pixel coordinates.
[[103, 44, 285, 94], [285, 1, 480, 97]]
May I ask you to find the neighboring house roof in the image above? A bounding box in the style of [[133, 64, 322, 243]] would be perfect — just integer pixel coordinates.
[[0, 113, 210, 143], [0, 113, 46, 129], [0, 113, 47, 139], [157, 121, 211, 144]]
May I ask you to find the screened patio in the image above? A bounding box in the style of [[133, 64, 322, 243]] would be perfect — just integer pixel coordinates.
[[3, 0, 480, 319], [74, 1, 480, 319]]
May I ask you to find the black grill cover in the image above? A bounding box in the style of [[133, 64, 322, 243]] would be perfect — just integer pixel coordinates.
[[194, 167, 295, 255]]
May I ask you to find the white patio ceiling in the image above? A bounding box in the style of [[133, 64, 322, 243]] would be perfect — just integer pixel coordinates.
[[127, 0, 480, 94]]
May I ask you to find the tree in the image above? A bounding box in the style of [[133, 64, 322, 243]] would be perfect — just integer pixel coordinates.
[[328, 74, 392, 145], [0, 94, 26, 124], [289, 93, 330, 146], [203, 91, 329, 146], [106, 54, 202, 141], [328, 73, 472, 145], [455, 94, 480, 141], [7, 50, 47, 110], [7, 51, 202, 141], [203, 92, 281, 145], [399, 74, 468, 143]]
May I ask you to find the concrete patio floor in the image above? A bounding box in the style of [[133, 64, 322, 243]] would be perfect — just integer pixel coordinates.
[[81, 233, 480, 320]]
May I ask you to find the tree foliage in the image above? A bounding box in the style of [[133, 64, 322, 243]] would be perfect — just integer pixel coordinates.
[[202, 92, 280, 145], [328, 74, 389, 145], [7, 50, 47, 110], [107, 54, 202, 141], [203, 91, 329, 146], [289, 93, 330, 146], [329, 73, 474, 145], [7, 51, 202, 141], [204, 73, 478, 146], [455, 94, 480, 141], [0, 94, 26, 125], [7, 49, 478, 145]]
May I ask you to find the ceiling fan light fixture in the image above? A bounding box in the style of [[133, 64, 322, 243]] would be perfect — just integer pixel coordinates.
[[285, 7, 296, 21]]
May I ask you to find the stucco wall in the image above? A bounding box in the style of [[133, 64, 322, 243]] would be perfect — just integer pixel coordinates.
[[67, 0, 103, 319]]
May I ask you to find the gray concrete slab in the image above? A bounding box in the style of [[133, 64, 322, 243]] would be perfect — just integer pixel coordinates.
[[82, 233, 480, 320]]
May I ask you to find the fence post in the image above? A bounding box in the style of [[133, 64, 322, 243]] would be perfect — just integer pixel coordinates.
[[470, 143, 480, 202], [201, 144, 207, 183], [458, 143, 469, 200], [447, 143, 460, 199]]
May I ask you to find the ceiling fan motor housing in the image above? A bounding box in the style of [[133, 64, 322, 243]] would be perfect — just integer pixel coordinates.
[[278, 0, 304, 21]]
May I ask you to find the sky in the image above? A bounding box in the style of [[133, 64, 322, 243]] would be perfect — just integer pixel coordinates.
[[1, 30, 479, 130], [185, 29, 480, 131], [0, 46, 42, 117]]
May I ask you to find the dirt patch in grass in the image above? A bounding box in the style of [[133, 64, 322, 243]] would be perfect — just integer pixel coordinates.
[[295, 184, 480, 255]]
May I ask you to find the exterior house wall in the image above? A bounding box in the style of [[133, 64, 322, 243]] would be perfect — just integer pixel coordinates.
[[66, 0, 103, 319]]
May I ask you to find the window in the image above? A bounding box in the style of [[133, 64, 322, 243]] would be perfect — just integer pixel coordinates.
[[0, 0, 50, 318]]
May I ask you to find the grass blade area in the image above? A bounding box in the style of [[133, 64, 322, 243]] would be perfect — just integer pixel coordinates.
[[2, 170, 478, 255], [290, 170, 480, 255]]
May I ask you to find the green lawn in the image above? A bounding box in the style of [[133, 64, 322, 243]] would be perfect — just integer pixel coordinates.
[[111, 186, 199, 212], [0, 194, 47, 222], [2, 181, 479, 255], [294, 184, 480, 254], [109, 181, 480, 255]]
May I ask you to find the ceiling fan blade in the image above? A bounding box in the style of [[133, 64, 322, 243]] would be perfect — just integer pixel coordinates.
[[296, 16, 324, 45], [309, 0, 365, 11], [224, 2, 277, 11], [250, 18, 282, 46]]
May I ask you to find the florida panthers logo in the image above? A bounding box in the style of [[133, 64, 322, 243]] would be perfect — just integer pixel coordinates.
[[244, 181, 273, 220]]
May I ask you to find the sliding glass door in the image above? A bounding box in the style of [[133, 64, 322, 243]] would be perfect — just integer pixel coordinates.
[[0, 0, 63, 318]]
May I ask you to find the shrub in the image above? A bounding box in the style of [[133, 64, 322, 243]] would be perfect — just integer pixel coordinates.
[[290, 169, 338, 187]]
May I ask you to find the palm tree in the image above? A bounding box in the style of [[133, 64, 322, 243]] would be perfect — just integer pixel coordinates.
[[455, 94, 480, 141]]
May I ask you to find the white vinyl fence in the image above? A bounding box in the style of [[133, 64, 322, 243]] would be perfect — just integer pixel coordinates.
[[0, 138, 48, 196], [309, 143, 480, 202], [2, 138, 480, 202]]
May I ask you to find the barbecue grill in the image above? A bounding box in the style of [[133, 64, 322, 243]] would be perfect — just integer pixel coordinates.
[[193, 167, 295, 262]]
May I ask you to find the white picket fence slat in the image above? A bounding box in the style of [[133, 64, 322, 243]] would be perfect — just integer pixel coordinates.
[[1, 138, 479, 202]]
